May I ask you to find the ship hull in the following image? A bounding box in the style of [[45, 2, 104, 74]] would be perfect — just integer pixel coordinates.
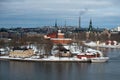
[[91, 57, 109, 63]]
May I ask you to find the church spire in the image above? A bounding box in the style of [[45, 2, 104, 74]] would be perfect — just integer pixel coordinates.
[[55, 19, 57, 28], [88, 19, 93, 31], [64, 20, 66, 28], [55, 19, 58, 30]]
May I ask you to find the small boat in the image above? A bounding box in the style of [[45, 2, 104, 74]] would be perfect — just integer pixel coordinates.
[[91, 57, 109, 63]]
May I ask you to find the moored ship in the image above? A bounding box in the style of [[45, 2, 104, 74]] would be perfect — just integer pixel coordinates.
[[76, 48, 109, 62], [91, 57, 109, 63]]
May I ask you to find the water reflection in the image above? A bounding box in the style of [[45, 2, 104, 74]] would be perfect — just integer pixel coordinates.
[[0, 48, 120, 80], [0, 61, 92, 80], [95, 47, 120, 58], [9, 61, 35, 80]]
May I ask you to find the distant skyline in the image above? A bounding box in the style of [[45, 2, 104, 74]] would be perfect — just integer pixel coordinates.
[[0, 0, 120, 28]]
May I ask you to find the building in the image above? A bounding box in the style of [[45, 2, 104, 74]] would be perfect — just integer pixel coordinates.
[[9, 48, 34, 58], [44, 30, 72, 44], [111, 26, 120, 32], [74, 19, 105, 33]]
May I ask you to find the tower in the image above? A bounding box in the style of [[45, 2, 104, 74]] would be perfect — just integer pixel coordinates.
[[55, 19, 58, 30], [55, 19, 57, 29], [88, 19, 93, 31], [79, 16, 81, 29], [64, 20, 66, 28]]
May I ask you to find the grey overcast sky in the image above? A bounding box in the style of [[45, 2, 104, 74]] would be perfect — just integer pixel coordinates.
[[0, 0, 120, 28]]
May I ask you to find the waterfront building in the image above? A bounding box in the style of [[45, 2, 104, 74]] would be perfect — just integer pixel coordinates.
[[9, 47, 34, 58], [44, 30, 72, 44], [111, 26, 120, 32]]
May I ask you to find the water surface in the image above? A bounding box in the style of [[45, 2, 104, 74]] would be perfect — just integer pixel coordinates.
[[0, 48, 120, 80]]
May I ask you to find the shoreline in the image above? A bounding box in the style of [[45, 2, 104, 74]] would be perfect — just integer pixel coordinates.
[[0, 56, 91, 63], [84, 43, 120, 48]]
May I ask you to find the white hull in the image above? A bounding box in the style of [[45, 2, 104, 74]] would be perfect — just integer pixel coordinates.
[[91, 57, 109, 63], [0, 56, 90, 62]]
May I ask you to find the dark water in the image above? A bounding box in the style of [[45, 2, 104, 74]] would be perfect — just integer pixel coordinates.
[[0, 48, 120, 80]]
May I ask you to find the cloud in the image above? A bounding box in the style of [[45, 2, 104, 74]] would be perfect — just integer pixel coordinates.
[[0, 0, 120, 28]]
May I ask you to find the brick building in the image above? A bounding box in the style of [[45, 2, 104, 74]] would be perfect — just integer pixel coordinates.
[[44, 30, 72, 44]]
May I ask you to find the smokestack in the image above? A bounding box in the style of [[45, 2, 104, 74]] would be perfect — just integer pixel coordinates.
[[79, 16, 81, 29], [78, 8, 88, 29]]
